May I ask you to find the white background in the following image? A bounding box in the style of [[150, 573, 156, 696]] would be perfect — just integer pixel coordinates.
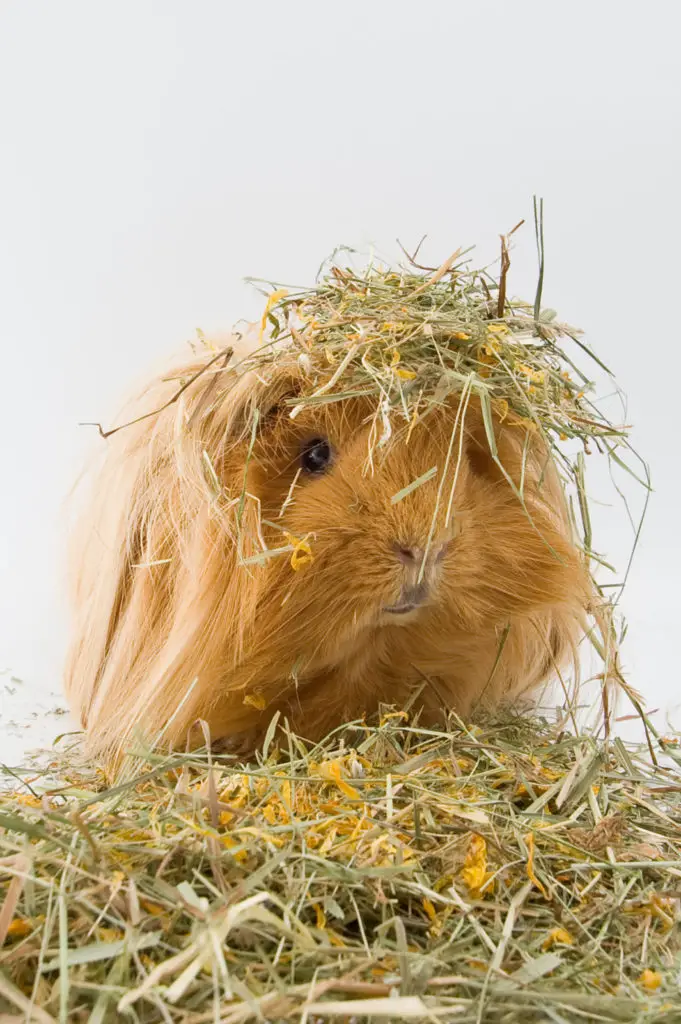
[[0, 1, 679, 763]]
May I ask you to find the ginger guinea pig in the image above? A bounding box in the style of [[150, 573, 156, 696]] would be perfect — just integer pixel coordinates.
[[64, 335, 588, 762]]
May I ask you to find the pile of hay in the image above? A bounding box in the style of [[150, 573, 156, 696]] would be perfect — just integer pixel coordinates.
[[0, 713, 679, 1021]]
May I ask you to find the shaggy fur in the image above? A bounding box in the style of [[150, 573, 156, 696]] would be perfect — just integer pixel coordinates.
[[64, 334, 589, 762]]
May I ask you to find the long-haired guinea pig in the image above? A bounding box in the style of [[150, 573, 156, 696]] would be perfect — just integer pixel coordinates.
[[64, 332, 589, 762]]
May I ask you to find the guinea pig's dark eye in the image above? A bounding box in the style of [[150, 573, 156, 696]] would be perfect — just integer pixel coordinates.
[[300, 437, 333, 475]]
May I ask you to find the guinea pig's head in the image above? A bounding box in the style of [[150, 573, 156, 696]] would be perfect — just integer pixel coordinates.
[[217, 357, 587, 676]]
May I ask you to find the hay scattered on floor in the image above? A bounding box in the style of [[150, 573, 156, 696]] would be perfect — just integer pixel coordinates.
[[0, 713, 679, 1022]]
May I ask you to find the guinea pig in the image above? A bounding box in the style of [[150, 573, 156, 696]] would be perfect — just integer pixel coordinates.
[[64, 331, 589, 762]]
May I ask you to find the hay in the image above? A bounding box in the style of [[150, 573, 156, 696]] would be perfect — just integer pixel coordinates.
[[0, 713, 679, 1021]]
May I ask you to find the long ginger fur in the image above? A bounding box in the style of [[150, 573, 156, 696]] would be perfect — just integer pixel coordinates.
[[64, 334, 590, 763]]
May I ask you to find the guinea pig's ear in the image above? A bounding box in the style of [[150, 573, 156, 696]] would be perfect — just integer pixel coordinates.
[[463, 398, 551, 495]]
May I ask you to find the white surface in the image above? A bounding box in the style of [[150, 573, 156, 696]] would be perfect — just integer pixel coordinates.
[[0, 1, 679, 761]]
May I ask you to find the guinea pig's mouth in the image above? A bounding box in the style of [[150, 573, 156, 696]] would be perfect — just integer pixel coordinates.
[[383, 602, 420, 616], [383, 581, 430, 617]]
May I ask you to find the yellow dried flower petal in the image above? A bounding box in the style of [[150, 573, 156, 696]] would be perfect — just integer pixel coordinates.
[[380, 710, 409, 725], [487, 323, 509, 334], [313, 903, 327, 929], [6, 918, 32, 938], [422, 897, 437, 922], [395, 367, 417, 380], [461, 834, 492, 895], [453, 331, 470, 340], [525, 832, 549, 899], [259, 288, 288, 342], [516, 363, 545, 384], [283, 532, 314, 571], [312, 759, 362, 800], [140, 899, 166, 916], [14, 793, 41, 808], [542, 927, 573, 950], [638, 969, 662, 991], [243, 692, 267, 710]]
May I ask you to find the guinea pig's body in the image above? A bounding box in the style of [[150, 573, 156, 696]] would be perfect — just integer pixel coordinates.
[[64, 332, 588, 761]]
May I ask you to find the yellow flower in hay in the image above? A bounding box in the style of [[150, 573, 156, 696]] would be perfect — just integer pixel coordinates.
[[453, 331, 470, 341], [140, 899, 166, 917], [237, 825, 286, 849], [313, 903, 326, 929], [380, 710, 409, 726], [262, 803, 278, 825], [629, 894, 676, 932], [487, 323, 509, 334], [242, 692, 267, 711], [283, 532, 314, 571], [219, 834, 248, 864], [495, 399, 509, 422], [389, 348, 416, 380], [422, 897, 437, 922], [259, 288, 288, 341], [524, 831, 549, 899], [421, 897, 448, 937], [542, 927, 573, 951], [638, 969, 662, 991], [461, 834, 493, 896], [6, 918, 33, 939], [13, 793, 42, 808], [311, 759, 362, 801], [516, 363, 545, 384]]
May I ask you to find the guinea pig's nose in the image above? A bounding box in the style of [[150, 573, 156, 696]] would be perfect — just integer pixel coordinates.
[[393, 540, 450, 567], [394, 543, 424, 565]]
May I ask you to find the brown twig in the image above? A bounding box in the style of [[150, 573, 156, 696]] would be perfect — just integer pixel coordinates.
[[80, 346, 234, 440], [497, 220, 525, 319]]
